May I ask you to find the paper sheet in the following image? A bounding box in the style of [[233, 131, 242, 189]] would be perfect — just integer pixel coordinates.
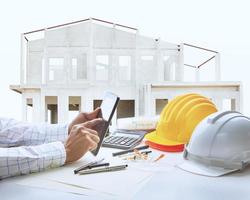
[[46, 164, 152, 196], [13, 151, 153, 198], [119, 150, 182, 173], [12, 152, 114, 199], [14, 177, 114, 199]]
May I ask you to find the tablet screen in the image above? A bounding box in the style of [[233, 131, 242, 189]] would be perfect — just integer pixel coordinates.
[[91, 92, 120, 155]]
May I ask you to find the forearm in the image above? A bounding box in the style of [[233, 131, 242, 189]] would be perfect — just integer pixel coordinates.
[[0, 118, 68, 147], [0, 142, 66, 180]]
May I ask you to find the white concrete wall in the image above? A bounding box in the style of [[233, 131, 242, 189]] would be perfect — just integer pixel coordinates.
[[19, 20, 222, 124], [144, 82, 242, 116], [25, 21, 180, 88]]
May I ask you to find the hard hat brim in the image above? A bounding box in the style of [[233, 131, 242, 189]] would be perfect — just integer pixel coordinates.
[[145, 140, 184, 152], [177, 160, 238, 177], [145, 130, 185, 152]]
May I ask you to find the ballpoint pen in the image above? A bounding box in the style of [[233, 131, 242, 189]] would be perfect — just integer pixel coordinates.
[[78, 164, 128, 175], [87, 162, 110, 169], [74, 158, 105, 174], [112, 145, 149, 157]]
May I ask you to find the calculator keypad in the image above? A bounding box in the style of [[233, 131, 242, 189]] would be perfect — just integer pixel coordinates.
[[103, 135, 140, 149]]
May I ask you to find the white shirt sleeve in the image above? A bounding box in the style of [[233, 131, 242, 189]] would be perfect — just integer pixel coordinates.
[[0, 118, 68, 147], [0, 118, 68, 179], [0, 141, 66, 179]]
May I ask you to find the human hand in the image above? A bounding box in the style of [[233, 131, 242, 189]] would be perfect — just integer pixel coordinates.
[[64, 118, 102, 164], [68, 108, 101, 135]]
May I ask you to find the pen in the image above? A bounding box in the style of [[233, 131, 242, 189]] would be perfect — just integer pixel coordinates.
[[78, 164, 128, 175], [140, 150, 152, 155], [87, 162, 110, 169], [74, 158, 105, 174], [112, 145, 149, 157], [75, 163, 110, 174]]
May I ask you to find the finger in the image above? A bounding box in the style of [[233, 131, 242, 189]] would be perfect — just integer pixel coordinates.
[[82, 118, 103, 128], [85, 107, 101, 120], [88, 133, 100, 143], [80, 130, 100, 143], [85, 135, 98, 150], [89, 141, 98, 151], [80, 127, 98, 136], [73, 121, 100, 132]]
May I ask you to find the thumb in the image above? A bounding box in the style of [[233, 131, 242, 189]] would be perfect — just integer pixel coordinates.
[[85, 107, 101, 120]]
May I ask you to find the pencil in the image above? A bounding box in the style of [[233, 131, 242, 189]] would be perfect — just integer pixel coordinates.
[[153, 154, 165, 162]]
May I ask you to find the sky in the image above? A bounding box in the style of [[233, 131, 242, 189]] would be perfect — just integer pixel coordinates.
[[0, 0, 249, 120]]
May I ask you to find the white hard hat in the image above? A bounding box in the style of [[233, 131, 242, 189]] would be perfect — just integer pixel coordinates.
[[178, 111, 250, 177]]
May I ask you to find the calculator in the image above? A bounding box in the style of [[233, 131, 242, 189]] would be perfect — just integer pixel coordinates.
[[102, 129, 147, 149]]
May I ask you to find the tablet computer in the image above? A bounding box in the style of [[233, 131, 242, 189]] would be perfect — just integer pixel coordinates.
[[91, 92, 120, 155]]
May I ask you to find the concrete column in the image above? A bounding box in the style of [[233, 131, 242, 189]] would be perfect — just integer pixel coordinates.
[[231, 99, 236, 111], [83, 97, 93, 112], [88, 18, 94, 84], [44, 29, 49, 84], [156, 39, 164, 82], [80, 95, 86, 112], [58, 93, 69, 123], [144, 84, 152, 116], [175, 43, 184, 81], [239, 83, 243, 112], [111, 53, 118, 86], [235, 96, 241, 112], [151, 97, 156, 116], [134, 29, 140, 117], [65, 53, 71, 85], [169, 59, 175, 81], [111, 24, 117, 87], [40, 93, 46, 122], [164, 59, 171, 81], [45, 101, 48, 122], [32, 93, 41, 122]]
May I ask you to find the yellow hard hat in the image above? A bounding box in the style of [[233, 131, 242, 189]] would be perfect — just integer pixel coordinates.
[[145, 93, 218, 152]]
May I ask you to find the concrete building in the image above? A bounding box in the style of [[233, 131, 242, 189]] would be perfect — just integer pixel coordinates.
[[10, 18, 241, 124]]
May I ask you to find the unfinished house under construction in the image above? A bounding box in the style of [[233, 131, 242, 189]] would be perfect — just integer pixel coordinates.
[[10, 18, 242, 124]]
